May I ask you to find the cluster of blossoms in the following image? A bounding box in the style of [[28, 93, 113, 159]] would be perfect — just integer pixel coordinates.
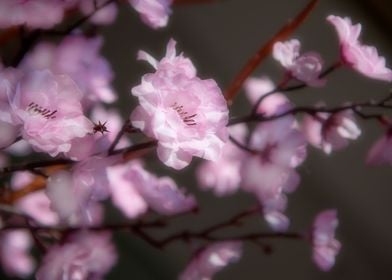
[[0, 1, 391, 279]]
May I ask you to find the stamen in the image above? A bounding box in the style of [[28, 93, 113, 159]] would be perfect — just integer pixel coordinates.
[[171, 103, 197, 126], [27, 102, 57, 119]]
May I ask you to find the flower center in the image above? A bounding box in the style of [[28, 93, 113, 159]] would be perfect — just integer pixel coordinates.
[[26, 102, 57, 119], [171, 102, 197, 126]]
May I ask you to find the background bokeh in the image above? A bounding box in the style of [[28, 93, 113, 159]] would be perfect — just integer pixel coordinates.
[[2, 0, 392, 279]]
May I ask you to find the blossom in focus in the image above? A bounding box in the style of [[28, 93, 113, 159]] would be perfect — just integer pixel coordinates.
[[241, 117, 307, 231], [0, 0, 71, 29], [5, 70, 92, 156], [366, 127, 392, 165], [22, 35, 116, 106], [129, 0, 173, 29], [312, 209, 341, 271], [302, 109, 361, 154], [131, 39, 229, 169], [327, 15, 392, 82], [179, 241, 243, 280], [196, 124, 247, 196], [273, 39, 325, 87], [36, 231, 117, 280], [0, 230, 35, 278], [126, 163, 197, 215], [244, 76, 291, 115]]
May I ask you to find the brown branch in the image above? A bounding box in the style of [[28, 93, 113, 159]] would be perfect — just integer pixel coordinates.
[[224, 0, 320, 103], [229, 92, 392, 126]]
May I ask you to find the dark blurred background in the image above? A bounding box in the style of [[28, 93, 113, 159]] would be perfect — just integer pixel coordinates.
[[2, 0, 392, 279]]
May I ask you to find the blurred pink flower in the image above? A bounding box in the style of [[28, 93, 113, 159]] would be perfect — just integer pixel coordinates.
[[196, 124, 247, 196], [241, 117, 306, 231], [273, 39, 325, 87], [22, 35, 116, 106], [6, 70, 92, 156], [179, 241, 243, 280], [366, 127, 392, 165], [312, 209, 341, 271], [126, 163, 197, 215], [79, 0, 118, 25], [131, 39, 229, 169], [36, 231, 117, 280], [0, 68, 21, 149], [327, 15, 392, 82], [244, 76, 291, 115], [129, 0, 173, 29], [12, 171, 59, 226], [302, 109, 361, 154], [107, 161, 148, 219], [0, 230, 35, 278], [46, 156, 118, 225], [0, 0, 70, 29]]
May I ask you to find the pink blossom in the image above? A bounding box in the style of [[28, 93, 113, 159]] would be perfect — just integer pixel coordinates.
[[107, 161, 148, 219], [126, 163, 197, 215], [302, 109, 361, 154], [327, 15, 392, 82], [273, 39, 325, 87], [131, 39, 229, 169], [0, 0, 70, 29], [241, 117, 306, 231], [179, 241, 242, 280], [0, 68, 21, 149], [22, 36, 116, 105], [36, 231, 117, 280], [12, 171, 59, 226], [129, 0, 173, 29], [46, 156, 118, 225], [312, 209, 341, 271], [196, 124, 247, 196], [79, 0, 118, 25], [5, 70, 93, 156], [366, 128, 392, 165], [0, 230, 35, 278], [244, 76, 291, 115]]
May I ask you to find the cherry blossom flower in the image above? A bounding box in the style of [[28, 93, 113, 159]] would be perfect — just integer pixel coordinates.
[[179, 241, 243, 280], [0, 0, 71, 29], [302, 109, 361, 154], [46, 156, 118, 225], [126, 163, 197, 215], [0, 230, 35, 278], [244, 76, 291, 115], [327, 15, 392, 82], [79, 0, 118, 25], [129, 0, 173, 29], [36, 231, 117, 280], [12, 171, 59, 226], [131, 39, 229, 169], [366, 127, 392, 165], [107, 161, 148, 219], [196, 124, 247, 196], [241, 117, 306, 231], [22, 35, 116, 106], [312, 209, 341, 271], [273, 39, 325, 87], [0, 67, 21, 149], [5, 70, 93, 156]]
